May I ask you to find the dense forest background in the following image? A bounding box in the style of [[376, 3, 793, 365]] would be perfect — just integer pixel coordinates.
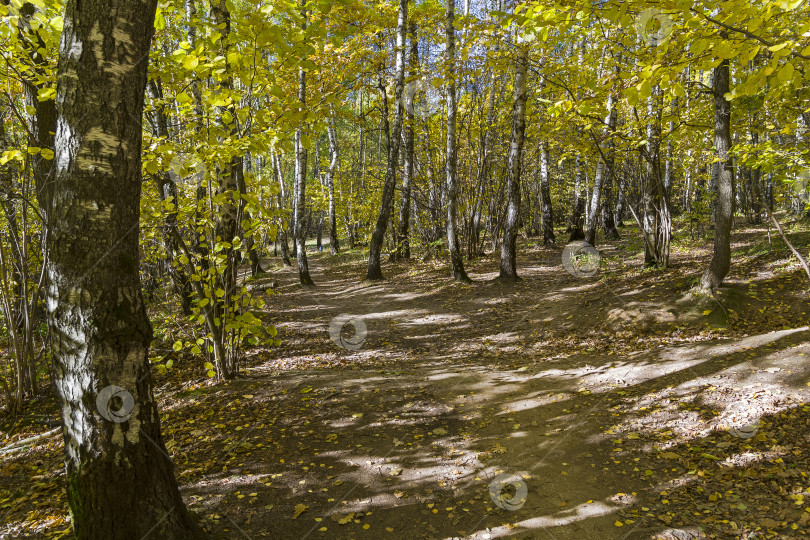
[[1, 0, 810, 538]]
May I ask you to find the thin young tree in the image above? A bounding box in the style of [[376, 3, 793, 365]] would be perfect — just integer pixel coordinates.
[[46, 0, 203, 536], [326, 113, 340, 255], [445, 0, 471, 282], [397, 21, 418, 261], [294, 0, 314, 285]]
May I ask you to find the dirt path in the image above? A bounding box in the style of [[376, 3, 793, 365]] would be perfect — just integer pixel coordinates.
[[174, 236, 810, 539]]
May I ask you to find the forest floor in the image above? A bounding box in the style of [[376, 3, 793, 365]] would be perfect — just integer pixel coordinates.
[[2, 217, 810, 539]]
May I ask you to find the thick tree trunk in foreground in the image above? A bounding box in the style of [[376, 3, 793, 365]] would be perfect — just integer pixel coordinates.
[[500, 40, 528, 281], [47, 0, 203, 537], [366, 0, 407, 280], [700, 60, 734, 291], [445, 0, 470, 282]]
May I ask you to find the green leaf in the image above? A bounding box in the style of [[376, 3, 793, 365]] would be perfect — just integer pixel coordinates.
[[182, 55, 199, 71]]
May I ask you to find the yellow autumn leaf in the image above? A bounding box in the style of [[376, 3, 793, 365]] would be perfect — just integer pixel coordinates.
[[293, 503, 308, 519], [337, 513, 354, 524]]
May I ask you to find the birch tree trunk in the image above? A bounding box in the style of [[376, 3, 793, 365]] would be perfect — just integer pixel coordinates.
[[585, 93, 616, 246], [326, 115, 340, 255], [397, 21, 418, 261], [500, 39, 528, 281], [539, 140, 555, 245], [47, 0, 203, 536], [568, 155, 586, 240], [294, 0, 314, 285], [601, 99, 620, 240], [366, 0, 407, 280], [445, 0, 470, 282], [643, 88, 663, 267], [584, 158, 605, 246]]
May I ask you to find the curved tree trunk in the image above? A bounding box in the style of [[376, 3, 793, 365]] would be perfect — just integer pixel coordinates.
[[366, 0, 407, 280], [146, 79, 193, 315], [700, 59, 734, 290], [445, 0, 470, 282], [47, 0, 203, 536]]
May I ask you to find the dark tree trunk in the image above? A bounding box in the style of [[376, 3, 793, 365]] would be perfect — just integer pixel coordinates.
[[366, 0, 407, 280], [445, 0, 470, 282], [211, 0, 241, 376], [700, 60, 734, 290], [146, 79, 193, 315], [47, 0, 203, 537]]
